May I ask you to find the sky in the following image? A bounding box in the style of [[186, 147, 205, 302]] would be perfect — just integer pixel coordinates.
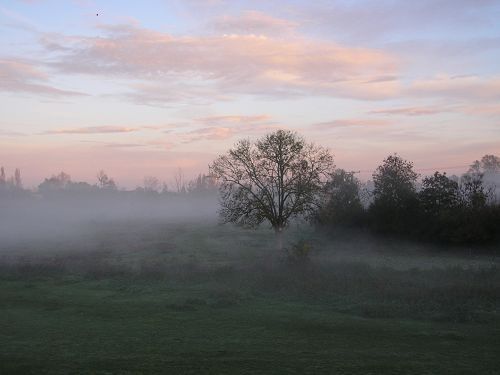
[[1, 0, 499, 188]]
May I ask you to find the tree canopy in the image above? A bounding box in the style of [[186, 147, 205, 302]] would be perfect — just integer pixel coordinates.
[[369, 154, 419, 233], [210, 130, 334, 236]]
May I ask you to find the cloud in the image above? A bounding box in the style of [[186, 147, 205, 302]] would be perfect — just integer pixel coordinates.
[[195, 114, 280, 136], [386, 37, 500, 62], [183, 126, 234, 142], [311, 119, 391, 130], [0, 58, 86, 97], [80, 139, 175, 150], [369, 106, 450, 116], [211, 10, 298, 35], [460, 104, 500, 116], [174, 114, 280, 143], [101, 142, 143, 148], [196, 114, 273, 126], [43, 23, 400, 101], [0, 129, 26, 137], [370, 102, 500, 117], [0, 4, 38, 32], [146, 139, 175, 150], [407, 75, 500, 100], [298, 0, 499, 42], [120, 81, 228, 106], [42, 126, 139, 134], [141, 125, 171, 131]]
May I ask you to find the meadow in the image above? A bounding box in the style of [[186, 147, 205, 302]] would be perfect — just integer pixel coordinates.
[[1, 219, 499, 374]]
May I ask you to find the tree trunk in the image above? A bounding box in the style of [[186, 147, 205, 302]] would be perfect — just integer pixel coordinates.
[[274, 226, 284, 251]]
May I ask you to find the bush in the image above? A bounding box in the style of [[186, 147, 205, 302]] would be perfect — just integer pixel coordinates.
[[286, 239, 313, 265]]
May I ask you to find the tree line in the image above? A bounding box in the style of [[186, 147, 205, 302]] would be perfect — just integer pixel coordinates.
[[211, 130, 500, 247], [316, 154, 500, 245], [0, 168, 218, 198], [2, 130, 499, 246]]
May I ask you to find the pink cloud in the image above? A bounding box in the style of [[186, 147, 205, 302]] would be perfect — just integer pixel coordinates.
[[460, 104, 500, 116], [196, 114, 273, 125], [0, 58, 85, 97], [100, 143, 144, 148], [407, 75, 500, 100], [183, 127, 234, 142], [296, 0, 499, 42], [42, 126, 139, 134], [212, 10, 298, 35], [44, 23, 400, 101], [369, 106, 450, 116], [312, 119, 391, 130], [146, 139, 175, 150], [370, 103, 500, 117], [188, 114, 280, 141]]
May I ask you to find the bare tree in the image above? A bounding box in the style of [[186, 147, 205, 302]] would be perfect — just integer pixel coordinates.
[[161, 182, 169, 193], [210, 130, 334, 250], [481, 154, 500, 174], [13, 168, 22, 189], [143, 176, 161, 192], [38, 172, 72, 192], [174, 168, 186, 193], [187, 173, 218, 195], [469, 154, 500, 174], [96, 170, 117, 190], [0, 167, 5, 188]]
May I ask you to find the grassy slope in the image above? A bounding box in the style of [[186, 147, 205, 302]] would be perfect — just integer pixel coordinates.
[[0, 220, 499, 374]]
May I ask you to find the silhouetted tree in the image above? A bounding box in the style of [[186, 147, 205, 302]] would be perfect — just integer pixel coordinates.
[[369, 154, 419, 234], [187, 173, 218, 195], [161, 182, 169, 193], [38, 172, 72, 192], [417, 172, 460, 242], [469, 154, 500, 175], [481, 155, 500, 174], [420, 172, 459, 214], [38, 172, 96, 197], [174, 168, 186, 193], [317, 169, 364, 228], [96, 170, 117, 190], [459, 173, 488, 209], [0, 167, 5, 189], [143, 176, 161, 192], [13, 168, 22, 189], [210, 130, 334, 250]]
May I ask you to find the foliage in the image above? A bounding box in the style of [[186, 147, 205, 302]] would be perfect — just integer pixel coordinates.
[[419, 172, 459, 214], [316, 154, 500, 245], [97, 170, 117, 190], [187, 173, 218, 195], [38, 171, 73, 192], [316, 169, 365, 228], [369, 154, 419, 234], [459, 172, 488, 209], [469, 154, 500, 174], [286, 239, 313, 265], [372, 154, 419, 204], [143, 176, 161, 192], [0, 166, 26, 197]]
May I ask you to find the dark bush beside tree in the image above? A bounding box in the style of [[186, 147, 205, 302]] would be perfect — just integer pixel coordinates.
[[316, 169, 365, 229]]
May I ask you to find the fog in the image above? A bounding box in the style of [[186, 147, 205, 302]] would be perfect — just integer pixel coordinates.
[[0, 191, 219, 248], [1, 172, 499, 375]]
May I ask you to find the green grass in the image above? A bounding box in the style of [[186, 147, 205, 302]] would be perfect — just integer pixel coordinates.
[[0, 220, 499, 374]]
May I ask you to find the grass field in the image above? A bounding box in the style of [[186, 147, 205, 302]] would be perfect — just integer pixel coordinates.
[[1, 219, 499, 374]]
